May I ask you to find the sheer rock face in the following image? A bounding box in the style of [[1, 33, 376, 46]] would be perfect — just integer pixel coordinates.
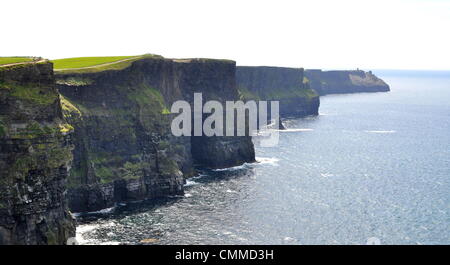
[[56, 58, 255, 213], [0, 62, 75, 245], [304, 69, 390, 95], [236, 66, 320, 117]]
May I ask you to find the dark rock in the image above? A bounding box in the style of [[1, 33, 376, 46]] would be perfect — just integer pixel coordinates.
[[304, 69, 390, 95], [236, 66, 320, 117], [0, 61, 75, 245], [56, 57, 255, 213]]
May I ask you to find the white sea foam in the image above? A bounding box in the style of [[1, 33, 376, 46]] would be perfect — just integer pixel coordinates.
[[279, 128, 313, 132], [96, 206, 116, 214], [184, 179, 199, 187], [255, 156, 279, 166], [75, 224, 100, 245], [72, 205, 116, 217], [98, 241, 121, 245], [191, 174, 207, 179], [212, 163, 250, 172], [76, 222, 117, 245], [76, 223, 99, 234]]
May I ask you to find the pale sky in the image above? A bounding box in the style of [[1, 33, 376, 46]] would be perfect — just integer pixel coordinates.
[[1, 0, 449, 70]]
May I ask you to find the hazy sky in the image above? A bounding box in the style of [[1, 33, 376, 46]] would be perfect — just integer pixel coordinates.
[[2, 0, 449, 70]]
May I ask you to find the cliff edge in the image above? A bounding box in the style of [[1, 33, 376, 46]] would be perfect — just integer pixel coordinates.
[[0, 62, 75, 244], [56, 57, 255, 212], [236, 66, 320, 117]]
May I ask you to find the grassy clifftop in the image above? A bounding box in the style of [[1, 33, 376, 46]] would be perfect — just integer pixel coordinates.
[[0, 57, 38, 66], [52, 54, 163, 74], [52, 56, 135, 69]]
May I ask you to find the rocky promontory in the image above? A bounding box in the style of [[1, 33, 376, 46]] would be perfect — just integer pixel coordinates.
[[304, 69, 390, 95]]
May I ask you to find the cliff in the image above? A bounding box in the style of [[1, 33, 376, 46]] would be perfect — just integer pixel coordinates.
[[304, 69, 390, 95], [236, 66, 320, 117], [0, 62, 75, 244], [56, 57, 255, 212]]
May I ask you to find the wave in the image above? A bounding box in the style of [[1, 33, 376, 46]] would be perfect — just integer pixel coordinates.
[[191, 174, 207, 179], [75, 222, 117, 245], [75, 224, 99, 245], [255, 156, 279, 166], [72, 206, 116, 217], [279, 128, 313, 132], [212, 163, 252, 172], [184, 179, 200, 187]]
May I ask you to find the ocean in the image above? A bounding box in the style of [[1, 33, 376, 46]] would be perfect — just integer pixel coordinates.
[[76, 70, 450, 245]]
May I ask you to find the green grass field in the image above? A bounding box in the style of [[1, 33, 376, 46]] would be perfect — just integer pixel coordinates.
[[52, 54, 163, 74], [51, 56, 137, 70], [0, 57, 35, 66]]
